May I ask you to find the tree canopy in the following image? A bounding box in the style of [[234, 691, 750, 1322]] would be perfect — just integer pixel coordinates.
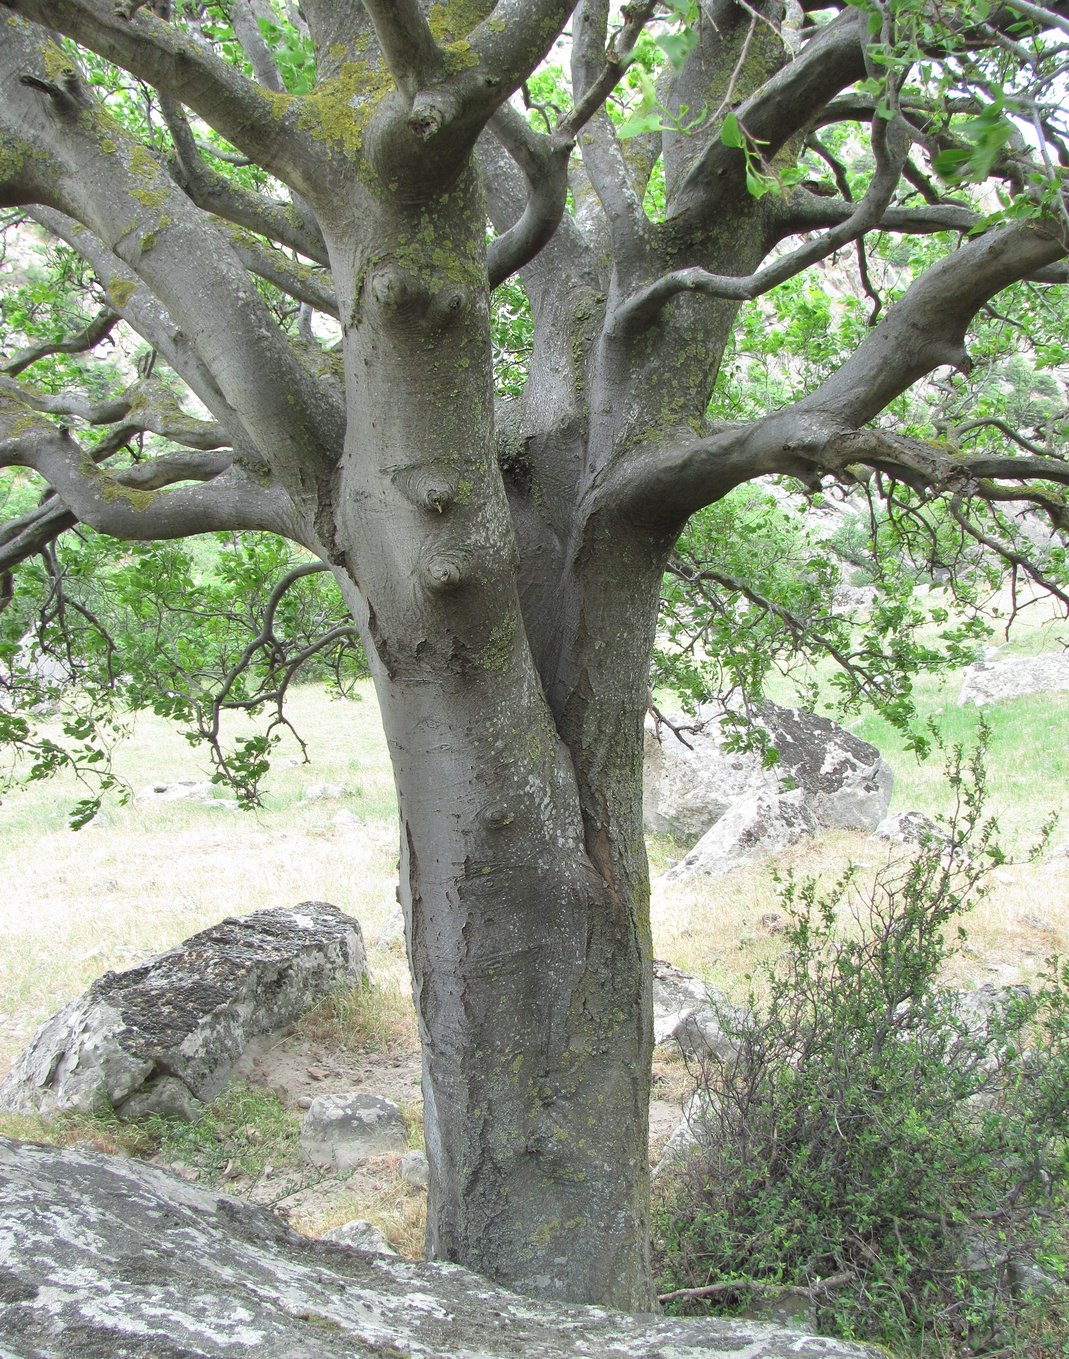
[[2, 0, 1069, 1313]]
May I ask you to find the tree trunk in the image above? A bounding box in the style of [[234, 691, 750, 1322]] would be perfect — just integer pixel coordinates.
[[321, 176, 656, 1309]]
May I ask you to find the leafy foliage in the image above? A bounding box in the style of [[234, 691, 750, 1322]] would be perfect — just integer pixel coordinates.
[[1, 529, 365, 815], [656, 739, 1069, 1355]]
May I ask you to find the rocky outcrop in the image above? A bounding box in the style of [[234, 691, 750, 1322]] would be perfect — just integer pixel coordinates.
[[0, 1136, 881, 1358], [0, 902, 367, 1121], [958, 651, 1069, 706], [645, 700, 892, 846]]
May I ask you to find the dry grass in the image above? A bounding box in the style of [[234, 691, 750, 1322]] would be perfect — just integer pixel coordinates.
[[292, 1159, 428, 1257]]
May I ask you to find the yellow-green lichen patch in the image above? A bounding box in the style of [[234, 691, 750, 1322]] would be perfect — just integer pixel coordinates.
[[478, 612, 517, 672], [98, 476, 158, 512], [138, 217, 172, 253], [427, 0, 493, 42], [106, 279, 139, 309], [130, 188, 169, 208], [0, 138, 31, 184], [40, 40, 75, 83], [294, 61, 393, 158], [126, 141, 162, 180], [100, 139, 118, 155]]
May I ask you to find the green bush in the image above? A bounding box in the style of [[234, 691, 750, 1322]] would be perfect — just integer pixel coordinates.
[[656, 743, 1069, 1356]]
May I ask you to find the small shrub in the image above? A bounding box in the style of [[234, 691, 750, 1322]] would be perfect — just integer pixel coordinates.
[[656, 740, 1069, 1356]]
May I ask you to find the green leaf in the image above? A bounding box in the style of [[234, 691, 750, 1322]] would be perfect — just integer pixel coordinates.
[[720, 112, 744, 149]]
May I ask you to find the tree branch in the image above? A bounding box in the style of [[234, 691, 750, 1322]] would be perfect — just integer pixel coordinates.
[[0, 401, 293, 554], [486, 104, 573, 289], [560, 0, 658, 142], [0, 3, 316, 189], [0, 30, 344, 494], [160, 97, 329, 267], [1, 306, 120, 378], [568, 0, 649, 260], [611, 114, 910, 333], [794, 221, 1068, 429], [671, 7, 869, 221], [361, 0, 440, 94], [25, 208, 264, 465]]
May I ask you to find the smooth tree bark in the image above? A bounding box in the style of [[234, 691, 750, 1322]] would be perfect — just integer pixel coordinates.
[[2, 0, 1069, 1310]]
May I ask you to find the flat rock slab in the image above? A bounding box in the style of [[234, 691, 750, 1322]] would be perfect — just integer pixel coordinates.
[[0, 902, 367, 1121], [959, 652, 1069, 706], [0, 1137, 881, 1358]]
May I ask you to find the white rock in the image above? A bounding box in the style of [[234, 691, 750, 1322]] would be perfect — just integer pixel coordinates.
[[400, 1149, 429, 1189], [0, 903, 368, 1120], [665, 789, 816, 880], [321, 1219, 397, 1254], [645, 699, 892, 842], [0, 1136, 882, 1357], [959, 652, 1069, 706]]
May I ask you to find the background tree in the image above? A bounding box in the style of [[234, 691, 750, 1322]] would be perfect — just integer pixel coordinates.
[[1, 0, 1068, 1312]]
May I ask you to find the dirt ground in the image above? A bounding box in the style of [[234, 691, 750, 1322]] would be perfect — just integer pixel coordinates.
[[136, 1024, 690, 1247]]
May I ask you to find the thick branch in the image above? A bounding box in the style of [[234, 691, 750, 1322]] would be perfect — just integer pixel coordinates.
[[362, 0, 440, 94], [796, 221, 1068, 427], [1, 3, 316, 188], [486, 104, 573, 288], [0, 31, 343, 493], [0, 499, 76, 568], [612, 116, 909, 332], [161, 97, 329, 266], [1, 403, 294, 550], [569, 0, 649, 260], [26, 208, 263, 464], [224, 230, 339, 317], [671, 7, 869, 221]]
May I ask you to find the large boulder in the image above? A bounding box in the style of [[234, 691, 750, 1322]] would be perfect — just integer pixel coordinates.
[[958, 651, 1069, 706], [0, 1137, 881, 1358], [0, 902, 367, 1121], [645, 700, 892, 842]]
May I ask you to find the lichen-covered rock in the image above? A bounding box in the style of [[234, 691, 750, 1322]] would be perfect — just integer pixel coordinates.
[[665, 789, 816, 880], [958, 652, 1069, 706], [0, 902, 367, 1121], [0, 1136, 882, 1358], [653, 960, 745, 1062], [400, 1148, 430, 1189], [300, 1092, 408, 1170], [321, 1218, 396, 1253], [645, 700, 892, 843], [874, 810, 945, 847]]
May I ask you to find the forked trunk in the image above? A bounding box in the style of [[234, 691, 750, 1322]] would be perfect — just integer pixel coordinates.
[[322, 181, 657, 1309]]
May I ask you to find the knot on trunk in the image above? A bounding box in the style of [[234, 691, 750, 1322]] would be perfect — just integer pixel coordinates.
[[424, 553, 466, 591]]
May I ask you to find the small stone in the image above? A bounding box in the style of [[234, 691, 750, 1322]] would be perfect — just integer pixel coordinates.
[[321, 1219, 397, 1254], [300, 1093, 408, 1172], [400, 1149, 429, 1190]]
